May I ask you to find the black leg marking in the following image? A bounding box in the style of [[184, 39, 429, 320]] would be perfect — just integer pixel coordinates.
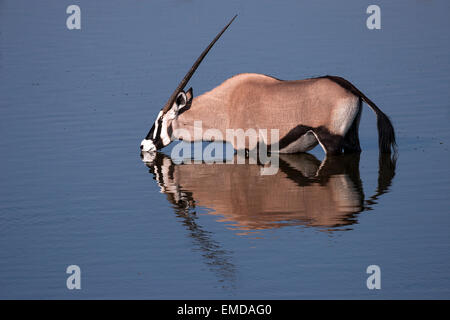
[[278, 125, 312, 150], [343, 99, 362, 154], [312, 126, 344, 156]]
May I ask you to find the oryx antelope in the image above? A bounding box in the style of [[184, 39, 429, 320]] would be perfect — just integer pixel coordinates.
[[140, 16, 396, 155]]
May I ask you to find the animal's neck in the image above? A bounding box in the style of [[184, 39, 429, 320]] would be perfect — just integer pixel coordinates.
[[173, 92, 229, 142]]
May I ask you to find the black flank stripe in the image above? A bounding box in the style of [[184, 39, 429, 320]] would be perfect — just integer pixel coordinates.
[[278, 125, 312, 150]]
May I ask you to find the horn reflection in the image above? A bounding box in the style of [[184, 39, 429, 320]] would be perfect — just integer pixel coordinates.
[[142, 152, 396, 234]]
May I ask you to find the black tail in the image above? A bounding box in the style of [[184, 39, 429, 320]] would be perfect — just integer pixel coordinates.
[[369, 101, 397, 154], [322, 76, 397, 154]]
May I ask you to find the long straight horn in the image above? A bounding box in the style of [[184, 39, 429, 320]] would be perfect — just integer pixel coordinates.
[[161, 14, 237, 113]]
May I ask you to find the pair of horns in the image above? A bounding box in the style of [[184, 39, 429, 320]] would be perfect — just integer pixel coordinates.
[[161, 15, 237, 114]]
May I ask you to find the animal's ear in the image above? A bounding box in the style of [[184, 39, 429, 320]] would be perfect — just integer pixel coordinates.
[[175, 91, 187, 109], [186, 87, 193, 104], [175, 88, 193, 112]]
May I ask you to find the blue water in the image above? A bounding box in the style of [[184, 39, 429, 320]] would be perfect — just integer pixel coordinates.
[[0, 0, 449, 299]]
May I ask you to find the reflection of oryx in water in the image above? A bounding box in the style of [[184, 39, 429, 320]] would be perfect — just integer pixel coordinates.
[[142, 152, 396, 232]]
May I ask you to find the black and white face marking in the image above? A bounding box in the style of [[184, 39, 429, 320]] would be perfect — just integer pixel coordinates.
[[140, 89, 192, 152]]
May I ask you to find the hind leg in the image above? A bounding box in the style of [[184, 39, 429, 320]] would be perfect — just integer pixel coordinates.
[[343, 101, 362, 153], [310, 98, 361, 156], [310, 128, 344, 156]]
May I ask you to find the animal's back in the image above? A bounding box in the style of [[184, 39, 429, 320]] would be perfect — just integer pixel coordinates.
[[217, 73, 357, 137]]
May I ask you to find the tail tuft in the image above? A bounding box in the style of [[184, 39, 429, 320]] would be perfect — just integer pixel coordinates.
[[376, 111, 397, 154]]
